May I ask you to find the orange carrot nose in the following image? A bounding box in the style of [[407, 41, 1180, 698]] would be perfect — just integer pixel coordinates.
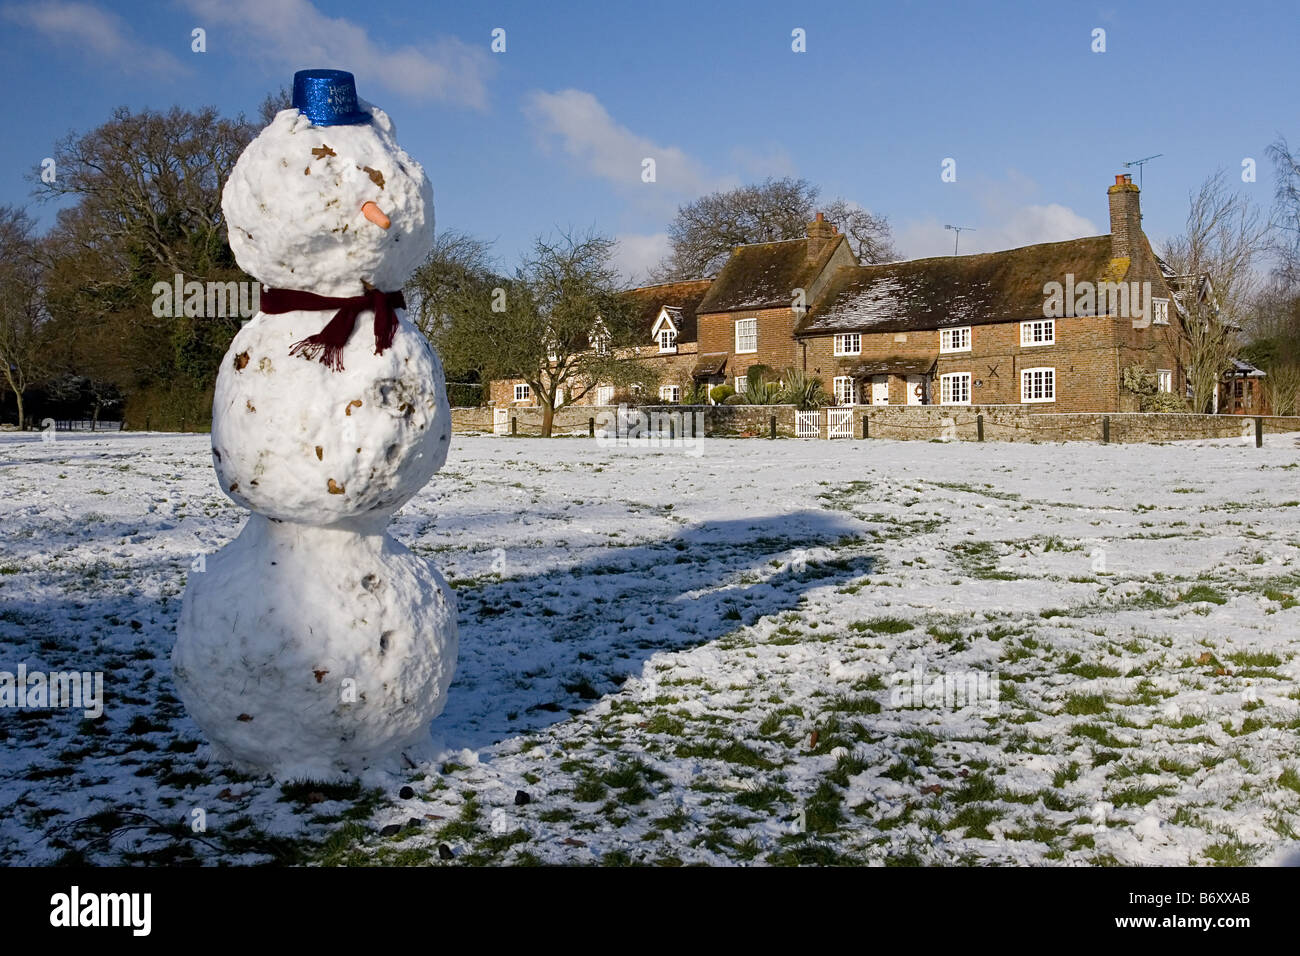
[[361, 201, 390, 229]]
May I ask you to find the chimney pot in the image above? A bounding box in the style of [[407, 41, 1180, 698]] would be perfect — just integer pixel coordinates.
[[815, 212, 824, 222], [1114, 174, 1126, 185]]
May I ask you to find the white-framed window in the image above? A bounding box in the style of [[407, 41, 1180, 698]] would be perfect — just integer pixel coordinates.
[[596, 385, 615, 405], [657, 328, 678, 352], [629, 383, 643, 395], [513, 383, 531, 402], [940, 327, 971, 353], [659, 385, 680, 404], [833, 376, 857, 405], [1157, 369, 1173, 393], [1020, 319, 1055, 347], [1020, 367, 1055, 403], [940, 372, 971, 405], [834, 333, 861, 356], [735, 376, 746, 395], [735, 317, 757, 353], [1152, 298, 1170, 325]]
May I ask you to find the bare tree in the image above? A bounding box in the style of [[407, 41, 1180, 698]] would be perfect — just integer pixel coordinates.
[[1268, 136, 1300, 288], [0, 207, 45, 428], [821, 198, 899, 264], [433, 230, 651, 437], [650, 177, 896, 280], [1161, 170, 1272, 413]]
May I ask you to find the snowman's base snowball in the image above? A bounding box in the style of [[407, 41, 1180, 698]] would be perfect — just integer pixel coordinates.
[[173, 514, 457, 779]]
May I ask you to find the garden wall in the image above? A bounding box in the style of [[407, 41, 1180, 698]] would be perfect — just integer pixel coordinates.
[[451, 404, 1300, 444]]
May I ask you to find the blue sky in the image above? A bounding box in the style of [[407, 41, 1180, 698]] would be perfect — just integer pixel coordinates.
[[1, 0, 1295, 281]]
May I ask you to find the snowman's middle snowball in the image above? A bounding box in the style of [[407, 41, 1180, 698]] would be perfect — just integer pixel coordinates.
[[212, 309, 451, 525]]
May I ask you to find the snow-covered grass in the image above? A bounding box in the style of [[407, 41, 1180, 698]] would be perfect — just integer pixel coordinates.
[[2, 430, 1300, 866]]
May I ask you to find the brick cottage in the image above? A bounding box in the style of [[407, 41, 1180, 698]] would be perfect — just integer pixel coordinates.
[[490, 175, 1227, 414]]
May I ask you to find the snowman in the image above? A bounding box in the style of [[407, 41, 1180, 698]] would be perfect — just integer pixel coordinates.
[[173, 70, 457, 779]]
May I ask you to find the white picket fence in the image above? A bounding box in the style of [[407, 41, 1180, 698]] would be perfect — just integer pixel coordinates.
[[795, 410, 819, 438], [827, 406, 854, 439]]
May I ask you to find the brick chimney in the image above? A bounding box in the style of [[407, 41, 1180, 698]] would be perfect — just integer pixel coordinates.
[[1108, 174, 1142, 263], [806, 211, 836, 260]]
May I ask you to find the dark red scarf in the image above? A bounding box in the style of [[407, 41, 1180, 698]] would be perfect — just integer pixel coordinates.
[[260, 287, 406, 372]]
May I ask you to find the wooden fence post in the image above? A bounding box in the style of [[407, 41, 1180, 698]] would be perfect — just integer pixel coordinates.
[[1102, 416, 1110, 444], [588, 417, 595, 437], [1256, 416, 1263, 448], [510, 417, 517, 436], [862, 415, 869, 439], [977, 414, 984, 442], [770, 415, 776, 440]]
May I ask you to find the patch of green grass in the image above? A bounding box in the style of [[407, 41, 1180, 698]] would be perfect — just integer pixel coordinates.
[[674, 740, 777, 770], [851, 617, 914, 635], [1204, 837, 1255, 866], [1180, 585, 1227, 605], [1063, 694, 1107, 716], [1070, 724, 1126, 748], [1227, 650, 1283, 668], [1109, 785, 1171, 808], [1278, 768, 1300, 795], [949, 804, 1001, 839], [826, 694, 882, 716]]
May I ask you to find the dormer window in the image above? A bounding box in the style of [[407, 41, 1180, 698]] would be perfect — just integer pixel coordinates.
[[650, 306, 681, 353]]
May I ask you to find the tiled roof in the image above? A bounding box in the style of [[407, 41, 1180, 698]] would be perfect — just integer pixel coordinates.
[[697, 235, 848, 314], [622, 279, 712, 342], [796, 236, 1119, 335]]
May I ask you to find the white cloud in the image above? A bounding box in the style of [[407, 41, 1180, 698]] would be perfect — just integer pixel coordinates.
[[523, 89, 714, 197], [183, 0, 493, 108], [897, 174, 1099, 259], [612, 232, 670, 284], [2, 1, 185, 75]]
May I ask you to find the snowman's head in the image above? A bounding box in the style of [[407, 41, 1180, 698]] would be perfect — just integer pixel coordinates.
[[223, 98, 434, 297]]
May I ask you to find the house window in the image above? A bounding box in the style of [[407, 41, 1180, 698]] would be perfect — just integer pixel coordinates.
[[513, 383, 531, 402], [735, 317, 757, 353], [659, 385, 680, 404], [735, 376, 746, 394], [1021, 367, 1055, 403], [833, 376, 857, 405], [940, 372, 971, 405], [657, 328, 678, 352], [834, 333, 861, 356], [1020, 319, 1055, 347], [940, 327, 971, 353], [1157, 370, 1172, 394], [1152, 298, 1170, 325], [630, 383, 643, 395]]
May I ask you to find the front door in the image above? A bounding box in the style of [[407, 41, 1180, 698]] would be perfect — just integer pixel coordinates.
[[871, 375, 890, 405], [906, 374, 926, 405]]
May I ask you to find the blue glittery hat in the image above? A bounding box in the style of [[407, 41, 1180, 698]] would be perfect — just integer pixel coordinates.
[[292, 69, 370, 126]]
